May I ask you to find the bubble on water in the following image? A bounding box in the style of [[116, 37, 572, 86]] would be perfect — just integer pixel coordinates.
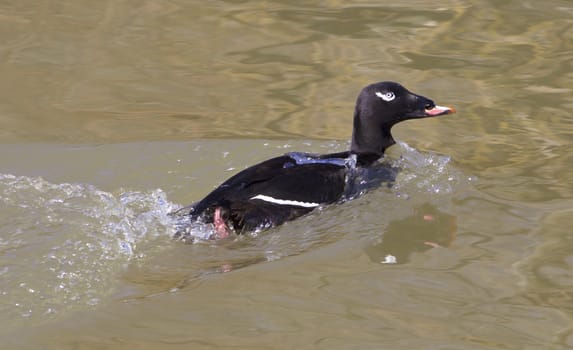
[[381, 254, 397, 264]]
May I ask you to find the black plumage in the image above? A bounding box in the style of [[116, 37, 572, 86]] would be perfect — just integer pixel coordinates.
[[176, 81, 455, 238]]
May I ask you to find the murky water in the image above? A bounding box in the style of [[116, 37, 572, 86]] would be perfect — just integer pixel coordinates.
[[1, 0, 572, 349]]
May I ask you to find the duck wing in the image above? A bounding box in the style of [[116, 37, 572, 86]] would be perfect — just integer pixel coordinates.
[[189, 154, 349, 217]]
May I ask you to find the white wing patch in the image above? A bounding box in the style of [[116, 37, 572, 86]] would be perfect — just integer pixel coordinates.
[[375, 91, 395, 101], [250, 194, 320, 208]]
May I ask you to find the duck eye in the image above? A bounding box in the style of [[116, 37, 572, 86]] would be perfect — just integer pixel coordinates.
[[375, 91, 395, 102]]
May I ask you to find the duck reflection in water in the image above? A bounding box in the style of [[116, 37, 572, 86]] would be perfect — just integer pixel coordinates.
[[364, 204, 457, 264], [209, 204, 457, 275]]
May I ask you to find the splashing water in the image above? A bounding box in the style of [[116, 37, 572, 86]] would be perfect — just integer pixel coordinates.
[[391, 141, 471, 198], [0, 174, 178, 323]]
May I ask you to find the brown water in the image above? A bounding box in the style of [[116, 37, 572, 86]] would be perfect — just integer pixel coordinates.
[[1, 0, 572, 349]]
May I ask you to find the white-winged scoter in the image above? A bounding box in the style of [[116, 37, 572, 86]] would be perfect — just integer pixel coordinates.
[[177, 81, 455, 239]]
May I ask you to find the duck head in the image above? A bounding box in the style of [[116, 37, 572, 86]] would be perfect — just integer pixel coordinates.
[[350, 81, 455, 164]]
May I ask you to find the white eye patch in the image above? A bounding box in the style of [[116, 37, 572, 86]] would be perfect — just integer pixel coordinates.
[[375, 91, 395, 102]]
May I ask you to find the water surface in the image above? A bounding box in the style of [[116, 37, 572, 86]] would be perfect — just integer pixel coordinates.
[[1, 0, 572, 349]]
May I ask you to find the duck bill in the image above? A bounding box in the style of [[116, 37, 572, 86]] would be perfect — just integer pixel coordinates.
[[424, 105, 456, 117]]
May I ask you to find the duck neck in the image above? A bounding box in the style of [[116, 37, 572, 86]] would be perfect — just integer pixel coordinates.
[[350, 106, 395, 166]]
